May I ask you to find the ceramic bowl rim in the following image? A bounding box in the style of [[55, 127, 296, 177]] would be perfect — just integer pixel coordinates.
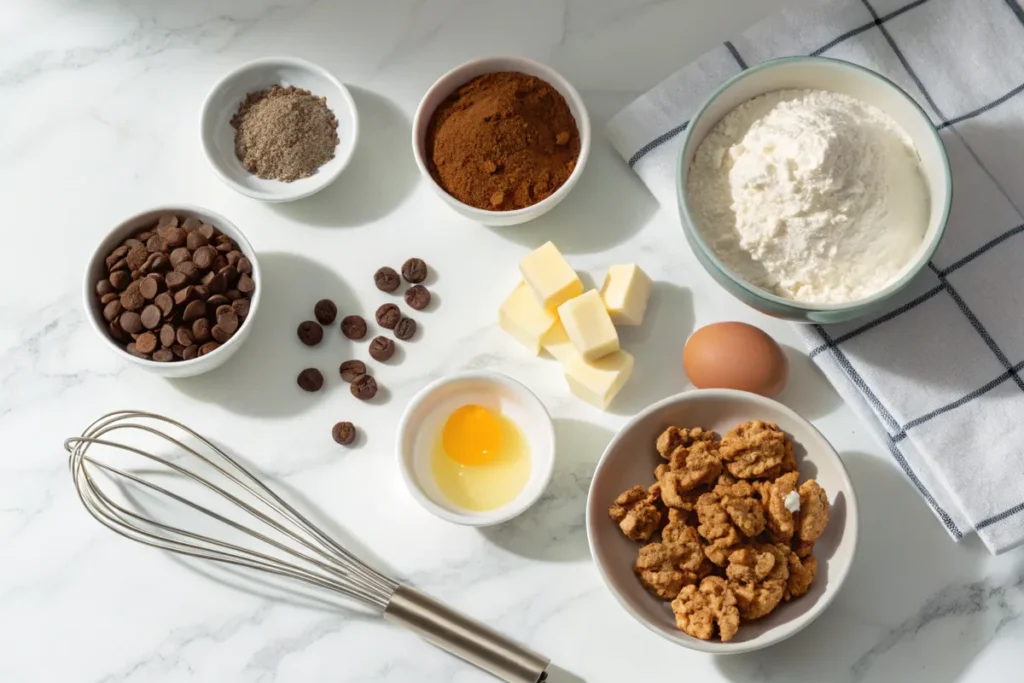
[[586, 388, 860, 654], [676, 55, 952, 313]]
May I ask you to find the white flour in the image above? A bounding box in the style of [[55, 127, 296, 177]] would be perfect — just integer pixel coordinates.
[[686, 89, 929, 304]]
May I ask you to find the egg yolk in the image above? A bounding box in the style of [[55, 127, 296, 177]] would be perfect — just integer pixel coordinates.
[[442, 404, 502, 465]]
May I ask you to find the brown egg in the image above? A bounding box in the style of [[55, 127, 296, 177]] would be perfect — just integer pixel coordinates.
[[683, 322, 788, 397]]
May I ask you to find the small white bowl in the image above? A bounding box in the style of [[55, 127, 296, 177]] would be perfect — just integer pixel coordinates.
[[587, 389, 858, 654], [84, 205, 262, 379], [412, 56, 591, 226], [200, 57, 358, 203], [397, 371, 556, 526]]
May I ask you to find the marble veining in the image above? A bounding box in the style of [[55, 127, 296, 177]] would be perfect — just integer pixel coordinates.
[[1, 0, 1022, 682]]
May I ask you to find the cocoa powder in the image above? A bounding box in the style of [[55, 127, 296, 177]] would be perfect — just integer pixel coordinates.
[[426, 72, 580, 211]]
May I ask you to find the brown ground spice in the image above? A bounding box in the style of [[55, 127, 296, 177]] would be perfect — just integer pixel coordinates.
[[231, 85, 339, 183], [426, 72, 580, 211]]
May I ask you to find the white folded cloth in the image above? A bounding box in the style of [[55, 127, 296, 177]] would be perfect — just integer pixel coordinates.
[[607, 0, 1024, 554]]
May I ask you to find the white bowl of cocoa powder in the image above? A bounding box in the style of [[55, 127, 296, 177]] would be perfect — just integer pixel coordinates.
[[201, 57, 358, 203], [413, 56, 591, 226]]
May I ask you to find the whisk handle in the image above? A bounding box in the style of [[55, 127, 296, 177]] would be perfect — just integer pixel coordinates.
[[383, 584, 549, 683]]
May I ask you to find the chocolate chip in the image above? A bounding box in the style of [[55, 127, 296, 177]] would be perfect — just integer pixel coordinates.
[[198, 223, 215, 240], [182, 300, 206, 323], [96, 280, 114, 297], [139, 277, 159, 300], [119, 311, 143, 334], [108, 258, 127, 273], [126, 245, 149, 271], [164, 271, 188, 290], [124, 238, 145, 249], [237, 256, 252, 275], [103, 300, 122, 322], [193, 285, 210, 299], [217, 310, 239, 335], [192, 318, 211, 342], [110, 320, 130, 343], [186, 231, 209, 250], [198, 341, 220, 356], [207, 271, 228, 295], [125, 343, 149, 360], [159, 325, 176, 348], [297, 368, 324, 392], [154, 292, 174, 317], [171, 343, 187, 358], [332, 421, 356, 446], [404, 285, 431, 310], [158, 226, 185, 248], [182, 217, 202, 233], [369, 336, 395, 362], [374, 267, 400, 293], [146, 235, 166, 253], [140, 304, 162, 330], [120, 281, 144, 311], [173, 286, 193, 306], [152, 348, 174, 362], [108, 245, 128, 262], [297, 321, 323, 346], [375, 303, 401, 329], [193, 245, 216, 270], [401, 258, 428, 283], [135, 332, 158, 354], [218, 265, 238, 287], [339, 360, 366, 382], [350, 374, 378, 400], [314, 299, 337, 325], [176, 327, 193, 346], [110, 270, 132, 291], [211, 324, 232, 344], [174, 261, 199, 282], [100, 292, 118, 304], [231, 298, 250, 318], [157, 213, 179, 228], [226, 250, 242, 266], [182, 344, 199, 360], [237, 273, 255, 295], [341, 315, 367, 340], [207, 294, 230, 308], [169, 248, 191, 268], [394, 317, 417, 340]]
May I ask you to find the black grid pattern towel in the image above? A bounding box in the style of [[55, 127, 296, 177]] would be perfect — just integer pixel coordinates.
[[607, 0, 1024, 554]]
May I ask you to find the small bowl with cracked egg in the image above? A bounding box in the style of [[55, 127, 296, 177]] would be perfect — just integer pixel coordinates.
[[586, 389, 858, 653]]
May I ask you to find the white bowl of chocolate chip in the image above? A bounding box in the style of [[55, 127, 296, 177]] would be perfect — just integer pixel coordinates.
[[85, 205, 261, 378], [586, 389, 858, 653]]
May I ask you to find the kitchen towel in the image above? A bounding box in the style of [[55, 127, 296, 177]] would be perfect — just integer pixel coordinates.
[[607, 0, 1024, 554]]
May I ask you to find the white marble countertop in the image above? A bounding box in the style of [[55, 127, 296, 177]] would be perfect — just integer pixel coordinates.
[[2, 1, 1023, 681]]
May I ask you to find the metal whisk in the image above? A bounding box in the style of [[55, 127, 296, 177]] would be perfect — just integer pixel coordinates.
[[66, 410, 548, 683]]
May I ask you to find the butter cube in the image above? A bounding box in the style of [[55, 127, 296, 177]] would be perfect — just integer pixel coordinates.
[[499, 282, 557, 354], [600, 264, 652, 326], [519, 241, 583, 310], [563, 350, 634, 409], [540, 320, 576, 364], [557, 290, 620, 361]]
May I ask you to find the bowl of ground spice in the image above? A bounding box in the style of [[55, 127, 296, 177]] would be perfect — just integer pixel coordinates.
[[201, 57, 358, 202], [414, 57, 591, 226]]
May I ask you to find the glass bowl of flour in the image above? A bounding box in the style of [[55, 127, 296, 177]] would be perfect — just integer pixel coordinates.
[[678, 57, 951, 323]]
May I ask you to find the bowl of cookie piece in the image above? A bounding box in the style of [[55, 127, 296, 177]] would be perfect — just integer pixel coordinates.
[[586, 389, 858, 653]]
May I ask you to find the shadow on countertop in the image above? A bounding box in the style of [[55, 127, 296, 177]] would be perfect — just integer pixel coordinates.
[[269, 87, 417, 227], [715, 452, 1016, 683], [169, 251, 362, 417], [480, 419, 615, 564], [775, 343, 843, 421]]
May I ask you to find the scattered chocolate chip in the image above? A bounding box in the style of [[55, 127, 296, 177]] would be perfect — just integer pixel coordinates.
[[332, 421, 356, 446], [176, 327, 193, 347], [237, 256, 252, 275], [401, 258, 428, 283], [297, 320, 324, 346], [182, 300, 207, 323], [339, 360, 366, 382], [374, 267, 400, 293], [369, 336, 395, 362], [102, 300, 122, 322], [182, 344, 199, 360], [231, 298, 250, 318], [120, 281, 144, 311], [100, 292, 118, 304], [146, 235, 166, 253], [139, 277, 159, 300], [394, 317, 417, 340], [211, 324, 232, 344], [314, 299, 337, 325], [297, 368, 324, 392], [110, 270, 132, 291], [186, 231, 209, 250], [157, 213, 179, 228], [155, 292, 174, 317], [375, 303, 401, 329], [350, 374, 378, 400], [153, 348, 174, 362], [159, 324, 176, 348], [404, 285, 431, 310], [192, 317, 211, 342], [174, 260, 199, 282], [125, 343, 149, 360], [96, 280, 114, 296], [341, 315, 367, 340], [237, 273, 255, 295]]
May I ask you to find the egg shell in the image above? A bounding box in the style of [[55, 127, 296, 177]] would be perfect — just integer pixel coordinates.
[[683, 322, 788, 397]]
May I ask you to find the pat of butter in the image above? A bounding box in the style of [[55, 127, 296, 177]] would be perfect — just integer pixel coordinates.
[[519, 241, 583, 310], [563, 350, 634, 409], [558, 290, 620, 361], [540, 320, 576, 364], [600, 264, 652, 326], [499, 282, 557, 354]]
